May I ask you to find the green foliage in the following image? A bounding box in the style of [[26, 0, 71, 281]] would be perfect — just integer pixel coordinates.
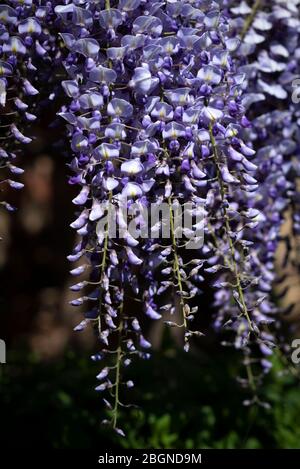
[[0, 346, 299, 449]]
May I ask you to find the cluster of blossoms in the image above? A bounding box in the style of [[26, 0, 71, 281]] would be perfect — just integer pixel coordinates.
[[0, 1, 42, 204], [1, 0, 300, 434], [0, 1, 63, 208], [225, 0, 300, 391]]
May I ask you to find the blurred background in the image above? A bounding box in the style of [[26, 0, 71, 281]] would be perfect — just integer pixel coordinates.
[[0, 118, 300, 449]]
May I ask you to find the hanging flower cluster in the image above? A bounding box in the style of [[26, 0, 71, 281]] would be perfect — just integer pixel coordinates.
[[0, 1, 62, 208], [1, 0, 300, 434], [225, 0, 300, 394], [0, 1, 40, 204]]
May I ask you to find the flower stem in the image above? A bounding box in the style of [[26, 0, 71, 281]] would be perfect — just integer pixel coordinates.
[[246, 362, 256, 393], [112, 303, 123, 429], [98, 191, 112, 335], [240, 0, 262, 41], [168, 196, 187, 330], [209, 125, 254, 332]]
